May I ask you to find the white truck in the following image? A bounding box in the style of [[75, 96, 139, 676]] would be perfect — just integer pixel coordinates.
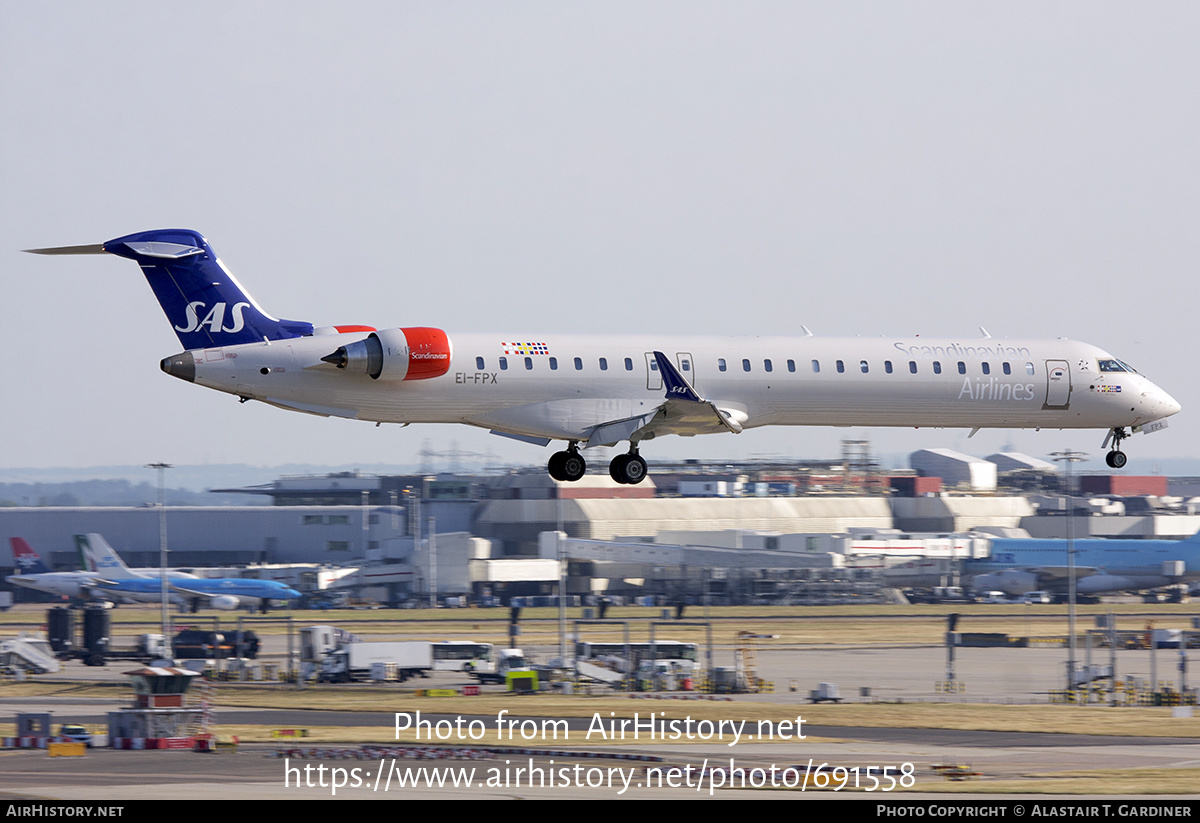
[[301, 625, 433, 683]]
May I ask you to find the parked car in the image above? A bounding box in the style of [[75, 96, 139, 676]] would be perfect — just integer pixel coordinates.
[[59, 724, 92, 747], [1020, 591, 1052, 604]]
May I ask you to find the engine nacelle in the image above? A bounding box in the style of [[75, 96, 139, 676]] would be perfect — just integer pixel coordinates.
[[210, 595, 240, 611], [972, 570, 1040, 596], [322, 327, 452, 381], [1076, 575, 1135, 594]]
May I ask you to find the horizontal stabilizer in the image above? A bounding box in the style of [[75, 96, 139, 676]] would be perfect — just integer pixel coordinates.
[[24, 243, 107, 255]]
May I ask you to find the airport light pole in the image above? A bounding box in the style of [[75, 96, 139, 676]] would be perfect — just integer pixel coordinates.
[[146, 462, 173, 648], [1052, 450, 1086, 695]]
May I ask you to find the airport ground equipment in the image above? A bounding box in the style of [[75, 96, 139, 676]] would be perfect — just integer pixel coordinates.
[[44, 606, 167, 666], [173, 629, 259, 660], [0, 633, 60, 675], [467, 647, 532, 684], [734, 631, 764, 693], [301, 625, 432, 682], [808, 682, 842, 703]]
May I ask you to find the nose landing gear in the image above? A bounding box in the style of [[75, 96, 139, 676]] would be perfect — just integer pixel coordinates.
[[1104, 427, 1128, 469]]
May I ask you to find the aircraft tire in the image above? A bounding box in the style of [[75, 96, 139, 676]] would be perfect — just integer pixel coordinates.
[[561, 452, 586, 482], [619, 454, 648, 485], [1107, 450, 1127, 469], [547, 451, 568, 481], [609, 454, 630, 484]]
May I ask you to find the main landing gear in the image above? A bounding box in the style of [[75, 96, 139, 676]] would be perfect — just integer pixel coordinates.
[[609, 449, 648, 485], [548, 443, 586, 482], [1105, 427, 1128, 469], [547, 443, 650, 485]]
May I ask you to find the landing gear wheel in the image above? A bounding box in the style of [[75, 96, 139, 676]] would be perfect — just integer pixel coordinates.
[[548, 451, 568, 481], [609, 454, 629, 484], [548, 450, 586, 481], [1106, 450, 1127, 469], [560, 451, 586, 481], [609, 453, 648, 485]]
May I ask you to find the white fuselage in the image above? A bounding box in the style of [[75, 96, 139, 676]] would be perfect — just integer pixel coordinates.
[[172, 332, 1179, 443]]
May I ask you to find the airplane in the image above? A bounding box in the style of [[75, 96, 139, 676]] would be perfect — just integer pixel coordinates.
[[966, 531, 1200, 598], [6, 536, 200, 603], [80, 533, 301, 613], [6, 537, 99, 601], [27, 229, 1181, 482]]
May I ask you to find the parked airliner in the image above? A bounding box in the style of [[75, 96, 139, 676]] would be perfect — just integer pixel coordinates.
[[80, 533, 300, 613], [27, 229, 1181, 483], [967, 532, 1200, 597], [6, 538, 96, 601], [6, 536, 196, 603]]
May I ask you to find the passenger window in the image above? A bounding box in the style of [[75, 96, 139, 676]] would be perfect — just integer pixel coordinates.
[[681, 359, 691, 371], [884, 360, 893, 374], [742, 359, 751, 372], [764, 359, 773, 373], [836, 360, 845, 374], [476, 356, 485, 370], [787, 359, 796, 373], [1025, 362, 1035, 375], [499, 357, 508, 371], [718, 358, 726, 372], [1002, 362, 1011, 375], [860, 360, 868, 374], [811, 360, 820, 373], [957, 361, 966, 375], [599, 357, 608, 371], [981, 362, 990, 375], [574, 357, 583, 371], [909, 361, 917, 374], [933, 361, 942, 375], [549, 357, 558, 370], [524, 357, 533, 370], [624, 358, 633, 371], [650, 360, 659, 371]]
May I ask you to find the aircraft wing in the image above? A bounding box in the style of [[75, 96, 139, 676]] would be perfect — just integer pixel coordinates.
[[165, 581, 219, 598], [584, 352, 744, 446], [1025, 566, 1101, 580]]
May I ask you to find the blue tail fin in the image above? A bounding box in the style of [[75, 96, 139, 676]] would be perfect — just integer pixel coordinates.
[[102, 229, 313, 349]]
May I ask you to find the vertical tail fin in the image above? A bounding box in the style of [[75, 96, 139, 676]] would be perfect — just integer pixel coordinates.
[[27, 229, 314, 349], [77, 534, 139, 579], [10, 538, 53, 574]]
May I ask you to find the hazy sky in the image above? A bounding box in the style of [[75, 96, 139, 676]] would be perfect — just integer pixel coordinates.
[[2, 3, 1197, 475]]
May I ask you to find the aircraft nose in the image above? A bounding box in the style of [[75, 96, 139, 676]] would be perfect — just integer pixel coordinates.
[[1161, 391, 1182, 418], [1143, 384, 1181, 420]]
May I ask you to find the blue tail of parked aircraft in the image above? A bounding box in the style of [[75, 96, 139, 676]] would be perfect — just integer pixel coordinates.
[[27, 229, 313, 350]]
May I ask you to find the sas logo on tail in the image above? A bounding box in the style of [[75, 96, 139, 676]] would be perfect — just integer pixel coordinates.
[[175, 301, 251, 334]]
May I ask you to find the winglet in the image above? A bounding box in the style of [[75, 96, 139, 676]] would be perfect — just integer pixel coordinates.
[[653, 351, 703, 403]]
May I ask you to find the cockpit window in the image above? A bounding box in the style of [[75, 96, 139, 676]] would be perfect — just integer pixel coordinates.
[[1098, 359, 1138, 374]]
